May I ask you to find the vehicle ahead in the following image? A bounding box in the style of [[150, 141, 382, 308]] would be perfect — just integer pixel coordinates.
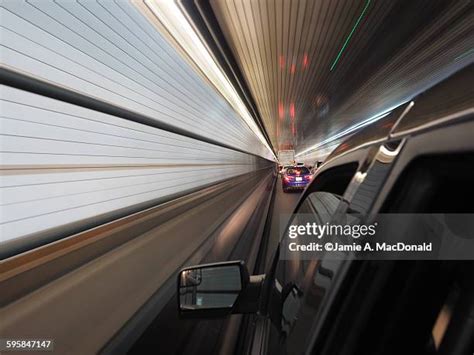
[[281, 166, 311, 192], [177, 65, 474, 354], [279, 164, 293, 175]]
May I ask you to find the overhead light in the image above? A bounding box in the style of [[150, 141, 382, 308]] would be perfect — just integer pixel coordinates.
[[135, 0, 276, 159], [295, 100, 411, 157]]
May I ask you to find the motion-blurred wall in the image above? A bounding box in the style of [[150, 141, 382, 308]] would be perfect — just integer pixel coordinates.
[[0, 0, 273, 254]]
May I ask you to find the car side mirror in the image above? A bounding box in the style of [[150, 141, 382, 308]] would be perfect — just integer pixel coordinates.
[[178, 260, 264, 318]]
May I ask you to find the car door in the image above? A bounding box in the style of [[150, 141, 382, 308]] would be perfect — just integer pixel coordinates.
[[264, 162, 359, 355]]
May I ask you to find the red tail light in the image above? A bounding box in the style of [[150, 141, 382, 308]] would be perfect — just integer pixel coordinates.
[[284, 176, 294, 182], [304, 175, 312, 180]]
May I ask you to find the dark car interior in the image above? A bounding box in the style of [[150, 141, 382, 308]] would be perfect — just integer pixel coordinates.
[[309, 153, 474, 355]]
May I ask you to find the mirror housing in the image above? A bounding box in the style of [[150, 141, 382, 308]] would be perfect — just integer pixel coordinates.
[[177, 260, 264, 318]]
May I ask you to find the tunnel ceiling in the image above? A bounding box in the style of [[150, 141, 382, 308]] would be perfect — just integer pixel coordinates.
[[203, 0, 473, 158]]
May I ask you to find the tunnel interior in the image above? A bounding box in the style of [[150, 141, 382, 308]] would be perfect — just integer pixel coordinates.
[[0, 1, 473, 354]]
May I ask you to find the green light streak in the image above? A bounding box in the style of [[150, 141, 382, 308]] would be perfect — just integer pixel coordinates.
[[330, 0, 371, 71]]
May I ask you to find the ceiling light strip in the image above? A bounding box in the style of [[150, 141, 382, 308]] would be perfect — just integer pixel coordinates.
[[295, 99, 410, 157], [137, 0, 276, 159]]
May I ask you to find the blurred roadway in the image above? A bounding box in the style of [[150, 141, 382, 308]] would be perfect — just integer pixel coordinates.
[[265, 176, 301, 269], [126, 173, 301, 354]]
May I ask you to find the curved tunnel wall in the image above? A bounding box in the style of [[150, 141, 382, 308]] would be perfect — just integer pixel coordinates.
[[0, 0, 273, 254]]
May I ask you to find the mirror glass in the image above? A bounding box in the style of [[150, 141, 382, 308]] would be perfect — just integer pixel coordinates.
[[179, 265, 242, 310]]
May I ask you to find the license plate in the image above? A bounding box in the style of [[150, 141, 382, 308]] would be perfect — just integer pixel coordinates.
[[296, 177, 302, 181]]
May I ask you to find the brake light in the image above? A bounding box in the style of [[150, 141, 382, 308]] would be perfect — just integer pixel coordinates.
[[284, 176, 294, 182], [304, 175, 312, 180]]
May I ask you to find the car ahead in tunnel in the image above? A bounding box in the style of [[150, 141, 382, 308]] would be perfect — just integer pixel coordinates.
[[279, 165, 293, 175], [177, 65, 474, 355], [281, 166, 312, 192]]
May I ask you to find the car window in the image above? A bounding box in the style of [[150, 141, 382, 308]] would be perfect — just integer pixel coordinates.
[[313, 153, 474, 355], [372, 153, 474, 351], [286, 167, 310, 175]]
